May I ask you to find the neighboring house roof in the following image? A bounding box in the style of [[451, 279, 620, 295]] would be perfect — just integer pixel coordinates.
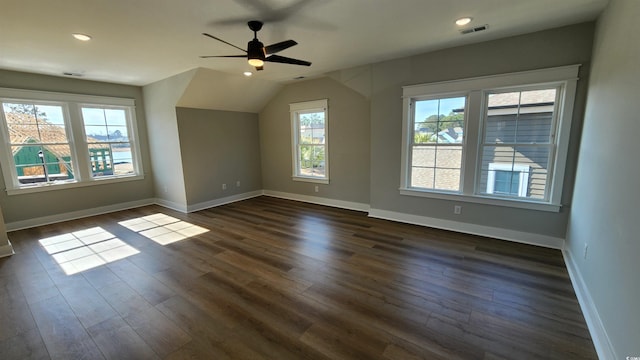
[[437, 127, 464, 143], [7, 112, 104, 158], [487, 89, 556, 108], [486, 89, 556, 116], [452, 89, 557, 114]]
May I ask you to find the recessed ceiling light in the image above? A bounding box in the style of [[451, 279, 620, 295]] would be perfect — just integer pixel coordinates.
[[455, 17, 473, 26], [243, 71, 253, 77], [72, 33, 92, 41]]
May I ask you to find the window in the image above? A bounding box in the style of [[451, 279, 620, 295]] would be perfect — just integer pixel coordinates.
[[479, 89, 557, 200], [410, 96, 466, 192], [400, 65, 579, 211], [486, 163, 530, 197], [2, 102, 73, 185], [0, 88, 143, 194], [81, 107, 136, 179], [290, 99, 328, 183]]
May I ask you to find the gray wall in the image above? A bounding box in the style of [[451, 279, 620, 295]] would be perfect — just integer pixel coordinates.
[[365, 23, 594, 238], [566, 0, 640, 357], [0, 70, 154, 224], [259, 23, 594, 238], [142, 70, 195, 208], [259, 77, 371, 205], [176, 107, 262, 206]]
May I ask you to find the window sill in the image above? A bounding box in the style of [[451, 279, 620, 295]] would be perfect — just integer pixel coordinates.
[[5, 174, 145, 196], [399, 187, 561, 212], [292, 176, 329, 185]]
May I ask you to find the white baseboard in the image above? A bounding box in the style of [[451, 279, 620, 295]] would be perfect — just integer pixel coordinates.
[[562, 249, 617, 360], [4, 191, 261, 231], [261, 192, 562, 249], [263, 190, 370, 212], [153, 198, 188, 213], [368, 208, 565, 249], [186, 190, 264, 213], [5, 198, 156, 232], [0, 240, 15, 258], [4, 192, 562, 250]]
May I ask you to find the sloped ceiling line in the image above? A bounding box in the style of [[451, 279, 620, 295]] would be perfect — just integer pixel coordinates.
[[176, 68, 283, 113]]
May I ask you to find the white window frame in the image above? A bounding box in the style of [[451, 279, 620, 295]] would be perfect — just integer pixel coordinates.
[[486, 163, 530, 197], [0, 88, 144, 195], [405, 94, 468, 193], [290, 99, 329, 184], [400, 65, 580, 212], [79, 103, 142, 180]]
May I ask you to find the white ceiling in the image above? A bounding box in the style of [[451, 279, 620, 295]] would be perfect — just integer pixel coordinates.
[[1, 0, 608, 86]]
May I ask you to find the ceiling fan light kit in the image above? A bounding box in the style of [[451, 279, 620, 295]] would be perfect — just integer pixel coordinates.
[[247, 39, 266, 66], [248, 58, 264, 67], [201, 20, 311, 71]]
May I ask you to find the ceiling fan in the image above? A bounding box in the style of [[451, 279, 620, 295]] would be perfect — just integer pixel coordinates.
[[201, 20, 311, 71]]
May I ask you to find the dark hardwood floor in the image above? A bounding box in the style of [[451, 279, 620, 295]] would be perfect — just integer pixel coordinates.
[[0, 196, 597, 359]]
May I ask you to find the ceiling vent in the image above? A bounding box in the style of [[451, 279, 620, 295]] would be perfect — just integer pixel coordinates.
[[460, 25, 488, 35]]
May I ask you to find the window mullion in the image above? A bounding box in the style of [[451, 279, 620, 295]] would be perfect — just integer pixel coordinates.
[[124, 107, 142, 176], [462, 90, 482, 196], [400, 97, 413, 188], [67, 103, 91, 181], [0, 104, 20, 188]]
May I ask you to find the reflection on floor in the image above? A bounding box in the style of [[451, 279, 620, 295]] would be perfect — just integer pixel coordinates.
[[119, 213, 208, 245], [39, 227, 139, 275]]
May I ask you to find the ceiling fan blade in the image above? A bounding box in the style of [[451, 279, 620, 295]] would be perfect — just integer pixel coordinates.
[[202, 33, 247, 53], [265, 54, 311, 66], [264, 40, 297, 55], [200, 55, 247, 58], [256, 66, 264, 71]]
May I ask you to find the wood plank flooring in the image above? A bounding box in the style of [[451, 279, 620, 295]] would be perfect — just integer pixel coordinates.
[[0, 196, 597, 359]]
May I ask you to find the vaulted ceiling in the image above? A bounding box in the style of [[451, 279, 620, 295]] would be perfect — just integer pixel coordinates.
[[1, 0, 608, 86]]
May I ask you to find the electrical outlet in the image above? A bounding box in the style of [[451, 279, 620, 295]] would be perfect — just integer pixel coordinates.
[[454, 205, 462, 215], [583, 244, 589, 260], [314, 185, 319, 193], [222, 183, 227, 190]]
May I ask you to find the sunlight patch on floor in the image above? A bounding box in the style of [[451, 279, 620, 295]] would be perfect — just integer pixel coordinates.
[[118, 213, 209, 245], [39, 227, 140, 275]]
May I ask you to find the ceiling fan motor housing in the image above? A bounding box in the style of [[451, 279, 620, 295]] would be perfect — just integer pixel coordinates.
[[248, 39, 266, 61]]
